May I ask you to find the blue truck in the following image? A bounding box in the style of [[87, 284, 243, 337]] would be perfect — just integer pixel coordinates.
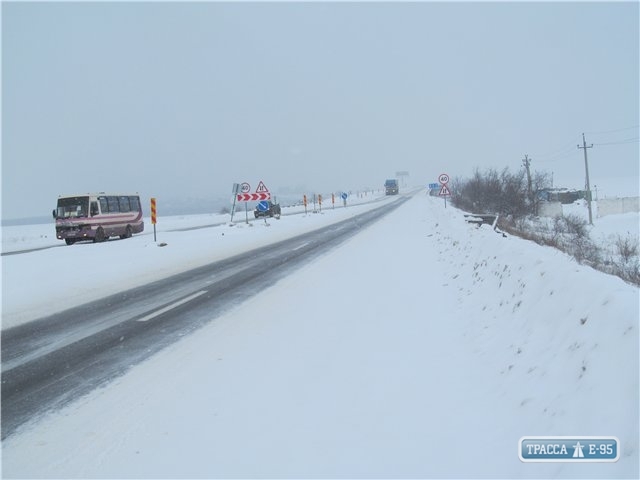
[[384, 179, 399, 195]]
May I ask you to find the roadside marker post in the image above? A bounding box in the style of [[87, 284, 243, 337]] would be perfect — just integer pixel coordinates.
[[150, 197, 157, 242]]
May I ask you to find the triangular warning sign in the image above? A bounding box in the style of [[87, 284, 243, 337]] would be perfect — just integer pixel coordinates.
[[439, 185, 451, 196], [256, 181, 269, 193]]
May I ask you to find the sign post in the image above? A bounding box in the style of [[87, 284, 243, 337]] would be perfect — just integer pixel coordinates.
[[230, 183, 240, 223], [233, 181, 271, 224], [257, 200, 270, 225], [438, 173, 451, 208], [150, 197, 157, 241]]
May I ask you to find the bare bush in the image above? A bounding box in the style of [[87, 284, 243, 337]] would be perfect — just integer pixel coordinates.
[[531, 171, 553, 215], [453, 167, 637, 286], [562, 214, 589, 239], [615, 234, 639, 263], [452, 166, 551, 217], [572, 237, 602, 266], [552, 216, 567, 240], [622, 263, 640, 285]]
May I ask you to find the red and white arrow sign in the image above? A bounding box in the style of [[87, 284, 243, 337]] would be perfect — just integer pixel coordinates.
[[236, 192, 271, 202]]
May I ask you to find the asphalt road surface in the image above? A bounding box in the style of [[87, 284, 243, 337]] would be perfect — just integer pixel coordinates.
[[1, 195, 410, 439]]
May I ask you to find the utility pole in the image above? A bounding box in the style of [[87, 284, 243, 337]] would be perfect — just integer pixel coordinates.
[[522, 154, 533, 198], [577, 133, 594, 225]]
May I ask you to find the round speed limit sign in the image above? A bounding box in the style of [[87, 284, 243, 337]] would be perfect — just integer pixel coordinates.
[[438, 173, 450, 185]]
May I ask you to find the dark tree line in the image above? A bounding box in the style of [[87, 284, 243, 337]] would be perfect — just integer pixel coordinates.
[[450, 167, 638, 285], [450, 167, 552, 218]]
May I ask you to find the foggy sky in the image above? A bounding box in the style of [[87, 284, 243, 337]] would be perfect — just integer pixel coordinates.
[[3, 1, 639, 220]]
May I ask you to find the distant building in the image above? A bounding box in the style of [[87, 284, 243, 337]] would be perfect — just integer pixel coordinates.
[[537, 187, 639, 218], [537, 188, 588, 204]]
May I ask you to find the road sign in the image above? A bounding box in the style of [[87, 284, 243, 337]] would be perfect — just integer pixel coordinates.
[[236, 192, 271, 202], [256, 181, 269, 193], [439, 173, 450, 185], [240, 182, 251, 193], [150, 198, 157, 224], [428, 183, 439, 189], [439, 184, 451, 196], [257, 200, 270, 212], [341, 192, 348, 200]]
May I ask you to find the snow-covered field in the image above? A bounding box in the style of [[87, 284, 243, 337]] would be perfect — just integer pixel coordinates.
[[1, 191, 638, 478]]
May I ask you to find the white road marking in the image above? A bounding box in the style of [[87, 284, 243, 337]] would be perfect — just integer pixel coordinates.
[[292, 242, 310, 251], [136, 290, 208, 322]]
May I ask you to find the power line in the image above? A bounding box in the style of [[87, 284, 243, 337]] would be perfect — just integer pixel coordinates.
[[532, 128, 638, 163], [593, 137, 639, 146], [584, 125, 639, 135], [533, 144, 581, 164], [532, 135, 583, 159]]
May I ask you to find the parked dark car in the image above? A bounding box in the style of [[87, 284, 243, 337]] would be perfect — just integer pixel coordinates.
[[254, 201, 281, 218]]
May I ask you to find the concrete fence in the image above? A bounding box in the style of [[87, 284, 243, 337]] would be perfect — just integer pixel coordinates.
[[538, 197, 639, 219], [597, 197, 640, 217]]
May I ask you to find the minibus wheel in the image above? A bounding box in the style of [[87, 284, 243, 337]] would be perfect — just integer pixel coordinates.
[[94, 227, 106, 243], [120, 225, 132, 239]]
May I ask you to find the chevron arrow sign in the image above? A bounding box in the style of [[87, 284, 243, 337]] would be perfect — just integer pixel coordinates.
[[236, 193, 271, 202]]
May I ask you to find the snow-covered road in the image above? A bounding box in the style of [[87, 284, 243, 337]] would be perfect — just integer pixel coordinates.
[[2, 192, 638, 478]]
